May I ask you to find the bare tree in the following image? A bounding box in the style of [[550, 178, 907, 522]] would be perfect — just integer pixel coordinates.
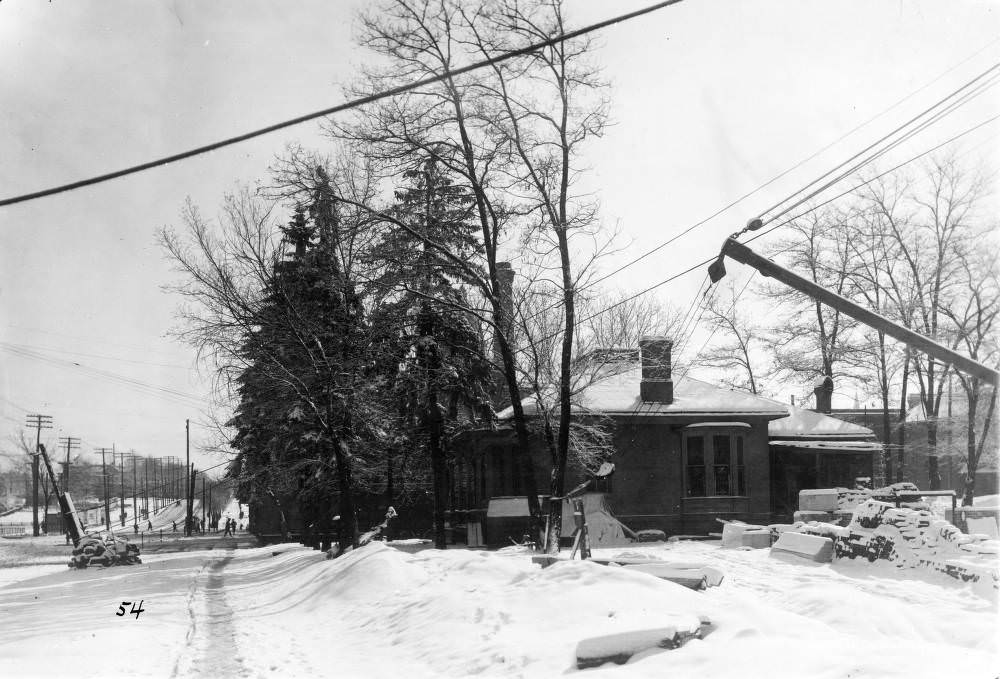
[[759, 204, 857, 406], [862, 155, 992, 489], [335, 0, 548, 535], [4, 431, 56, 528], [839, 199, 910, 481], [940, 236, 999, 504], [336, 0, 611, 545], [697, 278, 765, 395], [462, 0, 612, 553]]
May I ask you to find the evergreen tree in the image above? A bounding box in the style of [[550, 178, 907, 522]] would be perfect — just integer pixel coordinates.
[[370, 157, 492, 548], [226, 171, 370, 553]]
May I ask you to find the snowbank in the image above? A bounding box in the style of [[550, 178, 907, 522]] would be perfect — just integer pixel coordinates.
[[1, 540, 996, 677]]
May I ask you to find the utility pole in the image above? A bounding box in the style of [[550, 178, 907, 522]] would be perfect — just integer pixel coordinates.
[[185, 420, 192, 536], [118, 447, 125, 527], [25, 414, 53, 536], [95, 447, 114, 530], [131, 452, 138, 528], [154, 457, 161, 509], [57, 436, 80, 496], [187, 466, 196, 537], [144, 457, 149, 519], [201, 475, 206, 525]]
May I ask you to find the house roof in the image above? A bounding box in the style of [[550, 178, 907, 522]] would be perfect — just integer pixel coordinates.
[[767, 404, 876, 440], [769, 440, 882, 451], [496, 367, 789, 420]]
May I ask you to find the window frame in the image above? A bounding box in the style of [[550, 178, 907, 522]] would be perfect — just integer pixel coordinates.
[[682, 424, 749, 498]]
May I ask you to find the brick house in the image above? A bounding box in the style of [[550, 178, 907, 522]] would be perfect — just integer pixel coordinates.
[[454, 337, 880, 545]]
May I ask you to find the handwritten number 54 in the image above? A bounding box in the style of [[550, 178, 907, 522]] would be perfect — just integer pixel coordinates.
[[116, 600, 145, 619]]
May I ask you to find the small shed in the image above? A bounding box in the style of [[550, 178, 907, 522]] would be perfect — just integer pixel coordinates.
[[767, 405, 879, 518]]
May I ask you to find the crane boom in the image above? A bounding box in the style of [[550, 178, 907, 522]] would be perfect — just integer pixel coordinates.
[[708, 236, 999, 387]]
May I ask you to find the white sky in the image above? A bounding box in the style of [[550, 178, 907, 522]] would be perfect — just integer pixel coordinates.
[[1, 0, 998, 470]]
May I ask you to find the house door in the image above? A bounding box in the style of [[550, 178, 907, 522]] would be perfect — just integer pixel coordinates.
[[769, 447, 818, 519]]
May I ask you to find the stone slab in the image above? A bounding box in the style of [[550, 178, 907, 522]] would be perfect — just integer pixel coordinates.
[[575, 625, 704, 670], [771, 531, 834, 563]]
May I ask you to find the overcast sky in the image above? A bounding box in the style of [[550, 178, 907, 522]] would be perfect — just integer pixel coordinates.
[[1, 0, 997, 470]]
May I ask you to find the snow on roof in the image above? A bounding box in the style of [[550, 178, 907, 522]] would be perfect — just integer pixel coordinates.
[[769, 440, 882, 451], [767, 404, 875, 440], [497, 367, 788, 420]]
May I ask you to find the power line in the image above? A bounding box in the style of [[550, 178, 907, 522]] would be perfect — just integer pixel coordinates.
[[0, 0, 686, 208], [521, 51, 1000, 327], [679, 113, 1000, 376], [758, 62, 1000, 226], [0, 343, 209, 409], [0, 341, 192, 371], [520, 111, 1000, 352], [585, 51, 1000, 295]]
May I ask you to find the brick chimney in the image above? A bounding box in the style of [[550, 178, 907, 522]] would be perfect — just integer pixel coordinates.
[[639, 336, 673, 403], [813, 375, 833, 413], [492, 262, 516, 408]]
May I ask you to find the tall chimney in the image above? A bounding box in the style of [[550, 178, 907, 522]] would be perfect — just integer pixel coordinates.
[[496, 262, 514, 333], [492, 262, 516, 407], [639, 336, 673, 404], [813, 375, 833, 413]]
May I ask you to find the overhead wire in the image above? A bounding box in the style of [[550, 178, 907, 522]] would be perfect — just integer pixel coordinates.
[[519, 52, 1000, 328], [757, 62, 1000, 226], [0, 0, 687, 208], [678, 112, 1000, 379], [520, 111, 1000, 351], [0, 343, 209, 409]]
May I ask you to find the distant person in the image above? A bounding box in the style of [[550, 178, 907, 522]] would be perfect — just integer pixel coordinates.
[[147, 520, 153, 531], [223, 519, 231, 537], [172, 520, 177, 532], [133, 523, 138, 535], [238, 522, 243, 532]]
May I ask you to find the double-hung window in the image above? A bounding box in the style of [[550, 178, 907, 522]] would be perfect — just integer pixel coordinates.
[[683, 424, 748, 497]]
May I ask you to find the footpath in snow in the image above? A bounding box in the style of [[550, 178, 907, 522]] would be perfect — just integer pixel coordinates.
[[0, 539, 996, 678]]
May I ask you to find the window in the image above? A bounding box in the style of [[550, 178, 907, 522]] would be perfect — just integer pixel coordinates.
[[683, 426, 748, 497], [686, 436, 706, 496]]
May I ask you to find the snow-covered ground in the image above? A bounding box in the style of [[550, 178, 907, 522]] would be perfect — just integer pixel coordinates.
[[0, 540, 996, 678]]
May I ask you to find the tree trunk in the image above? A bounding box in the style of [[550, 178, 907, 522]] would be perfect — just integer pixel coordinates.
[[963, 400, 978, 506], [927, 415, 940, 490], [494, 328, 543, 539], [896, 351, 910, 483], [333, 438, 358, 553], [881, 387, 893, 485], [426, 340, 448, 550], [547, 226, 575, 555]]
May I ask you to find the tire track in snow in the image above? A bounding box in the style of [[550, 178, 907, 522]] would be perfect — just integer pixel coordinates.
[[171, 559, 209, 679], [171, 552, 249, 678]]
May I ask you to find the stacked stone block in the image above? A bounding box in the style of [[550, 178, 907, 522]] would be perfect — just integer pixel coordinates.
[[781, 499, 999, 589]]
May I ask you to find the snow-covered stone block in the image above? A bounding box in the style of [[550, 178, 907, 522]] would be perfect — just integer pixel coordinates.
[[721, 521, 765, 549], [849, 500, 894, 529], [799, 489, 838, 512], [966, 517, 999, 538], [770, 532, 834, 562], [575, 622, 707, 669], [741, 529, 772, 549], [621, 563, 709, 590]]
